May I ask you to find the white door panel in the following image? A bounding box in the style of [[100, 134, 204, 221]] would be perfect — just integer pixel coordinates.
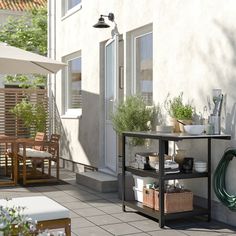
[[104, 36, 119, 173]]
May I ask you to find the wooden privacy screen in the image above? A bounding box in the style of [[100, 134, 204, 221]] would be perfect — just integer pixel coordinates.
[[0, 88, 49, 138]]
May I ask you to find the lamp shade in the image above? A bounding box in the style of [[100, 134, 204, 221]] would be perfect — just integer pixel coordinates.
[[93, 16, 110, 28]]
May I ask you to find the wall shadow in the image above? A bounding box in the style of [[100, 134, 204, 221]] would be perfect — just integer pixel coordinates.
[[52, 90, 103, 169], [78, 90, 102, 168], [195, 19, 236, 137]]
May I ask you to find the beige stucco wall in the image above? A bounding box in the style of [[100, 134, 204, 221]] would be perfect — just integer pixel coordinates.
[[50, 0, 236, 207]]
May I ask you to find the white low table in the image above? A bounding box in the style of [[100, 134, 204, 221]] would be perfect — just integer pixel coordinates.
[[0, 196, 71, 235]]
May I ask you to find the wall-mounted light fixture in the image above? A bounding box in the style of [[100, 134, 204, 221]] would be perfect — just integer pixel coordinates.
[[93, 13, 115, 28]]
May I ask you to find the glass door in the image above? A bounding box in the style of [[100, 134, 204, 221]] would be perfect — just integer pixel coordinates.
[[104, 35, 119, 174]]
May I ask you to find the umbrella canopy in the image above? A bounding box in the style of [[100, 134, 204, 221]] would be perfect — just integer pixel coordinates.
[[0, 43, 66, 75]]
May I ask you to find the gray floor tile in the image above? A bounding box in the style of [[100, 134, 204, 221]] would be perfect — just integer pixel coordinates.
[[73, 193, 102, 201], [148, 229, 187, 236], [112, 212, 148, 222], [101, 222, 142, 235], [129, 219, 160, 232], [49, 195, 79, 203], [32, 186, 59, 192], [98, 205, 123, 214], [87, 199, 115, 207], [129, 233, 151, 236], [179, 227, 229, 236], [71, 217, 95, 229], [1, 168, 236, 236], [73, 226, 113, 236], [73, 207, 106, 217], [96, 192, 120, 199], [62, 201, 91, 209], [196, 221, 236, 234], [41, 191, 70, 197], [69, 211, 81, 218], [86, 214, 122, 226]]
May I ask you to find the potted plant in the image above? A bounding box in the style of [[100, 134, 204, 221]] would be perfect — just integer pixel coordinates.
[[111, 95, 155, 146], [164, 92, 194, 132]]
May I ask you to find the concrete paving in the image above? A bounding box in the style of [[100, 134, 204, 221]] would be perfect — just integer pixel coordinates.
[[0, 168, 235, 236]]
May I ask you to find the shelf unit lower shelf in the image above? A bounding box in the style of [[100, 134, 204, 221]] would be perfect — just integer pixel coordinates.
[[126, 166, 209, 179], [124, 200, 209, 220]]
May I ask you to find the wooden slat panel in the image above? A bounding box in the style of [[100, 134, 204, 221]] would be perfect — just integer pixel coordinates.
[[0, 88, 49, 138]]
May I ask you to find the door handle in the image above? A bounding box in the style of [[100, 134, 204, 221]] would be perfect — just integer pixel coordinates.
[[119, 66, 124, 89]]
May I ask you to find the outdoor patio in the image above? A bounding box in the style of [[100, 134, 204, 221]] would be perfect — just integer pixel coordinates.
[[1, 168, 235, 236]]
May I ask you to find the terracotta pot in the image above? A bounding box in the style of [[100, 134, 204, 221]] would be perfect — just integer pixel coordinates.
[[169, 117, 180, 133]]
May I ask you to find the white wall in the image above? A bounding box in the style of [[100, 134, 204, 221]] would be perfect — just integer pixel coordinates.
[[51, 0, 236, 206]]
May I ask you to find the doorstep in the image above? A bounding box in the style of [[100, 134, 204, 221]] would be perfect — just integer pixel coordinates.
[[76, 171, 118, 193]]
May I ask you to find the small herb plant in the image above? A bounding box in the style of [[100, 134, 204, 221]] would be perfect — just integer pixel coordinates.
[[175, 104, 193, 120], [111, 95, 155, 145], [164, 92, 193, 120]]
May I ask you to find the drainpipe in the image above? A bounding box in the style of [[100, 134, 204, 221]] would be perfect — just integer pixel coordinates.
[[47, 0, 57, 137]]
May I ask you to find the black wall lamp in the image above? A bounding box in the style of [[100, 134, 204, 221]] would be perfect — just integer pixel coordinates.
[[93, 13, 115, 28]]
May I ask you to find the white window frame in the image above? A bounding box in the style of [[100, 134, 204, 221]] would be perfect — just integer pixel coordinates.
[[62, 51, 82, 119], [130, 25, 153, 99], [62, 0, 82, 19]]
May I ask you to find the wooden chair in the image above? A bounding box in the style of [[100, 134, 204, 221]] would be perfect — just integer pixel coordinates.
[[17, 134, 60, 185], [4, 132, 46, 177]]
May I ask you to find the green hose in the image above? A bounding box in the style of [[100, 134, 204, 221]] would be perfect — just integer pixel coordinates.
[[213, 149, 236, 211]]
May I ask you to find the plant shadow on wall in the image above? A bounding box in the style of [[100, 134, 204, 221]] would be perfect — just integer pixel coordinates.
[[214, 21, 236, 138], [49, 94, 73, 164], [77, 93, 160, 168], [78, 91, 101, 168], [196, 20, 236, 137]]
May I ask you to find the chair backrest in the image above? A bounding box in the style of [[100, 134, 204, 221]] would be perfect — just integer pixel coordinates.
[[48, 134, 60, 159], [34, 132, 46, 151]]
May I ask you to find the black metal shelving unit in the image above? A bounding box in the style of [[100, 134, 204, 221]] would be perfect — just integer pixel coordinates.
[[121, 131, 231, 228]]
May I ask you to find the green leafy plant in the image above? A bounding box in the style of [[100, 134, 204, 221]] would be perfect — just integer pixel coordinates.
[[0, 199, 65, 235], [0, 201, 36, 235], [111, 95, 155, 145], [175, 104, 193, 120], [0, 7, 47, 88], [11, 99, 47, 136], [164, 92, 193, 120]]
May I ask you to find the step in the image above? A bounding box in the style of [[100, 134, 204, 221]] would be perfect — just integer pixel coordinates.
[[76, 171, 118, 193]]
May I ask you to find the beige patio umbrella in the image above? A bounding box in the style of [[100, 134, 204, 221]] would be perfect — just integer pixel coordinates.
[[0, 43, 66, 75]]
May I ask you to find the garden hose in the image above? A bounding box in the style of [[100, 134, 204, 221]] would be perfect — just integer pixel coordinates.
[[213, 149, 236, 211]]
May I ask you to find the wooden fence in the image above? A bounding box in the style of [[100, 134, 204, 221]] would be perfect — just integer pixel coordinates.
[[0, 88, 49, 138]]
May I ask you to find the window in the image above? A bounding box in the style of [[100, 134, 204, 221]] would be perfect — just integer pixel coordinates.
[[62, 0, 82, 16], [131, 26, 153, 105], [63, 52, 82, 117], [67, 0, 81, 11]]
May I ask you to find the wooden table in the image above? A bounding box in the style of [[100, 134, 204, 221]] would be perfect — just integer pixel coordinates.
[[0, 135, 18, 187]]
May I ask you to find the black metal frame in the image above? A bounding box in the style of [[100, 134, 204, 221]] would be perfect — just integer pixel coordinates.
[[121, 131, 230, 228]]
